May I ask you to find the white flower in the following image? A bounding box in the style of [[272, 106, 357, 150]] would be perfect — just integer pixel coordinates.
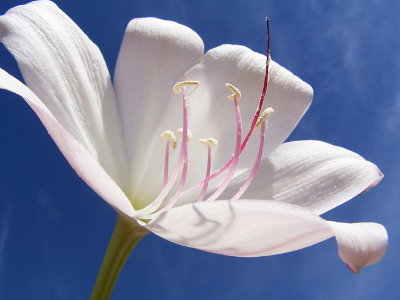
[[0, 0, 387, 274]]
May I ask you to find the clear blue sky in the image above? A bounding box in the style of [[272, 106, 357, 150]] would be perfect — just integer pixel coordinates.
[[0, 0, 399, 299]]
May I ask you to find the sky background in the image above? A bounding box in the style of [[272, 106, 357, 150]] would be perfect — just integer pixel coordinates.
[[0, 0, 399, 299]]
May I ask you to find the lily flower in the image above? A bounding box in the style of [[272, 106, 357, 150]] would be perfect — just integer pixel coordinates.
[[0, 1, 387, 298]]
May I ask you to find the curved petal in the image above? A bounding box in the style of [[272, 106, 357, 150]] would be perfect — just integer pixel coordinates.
[[146, 200, 334, 257], [113, 17, 204, 204], [327, 221, 388, 274], [225, 140, 383, 215], [128, 44, 313, 209], [0, 68, 136, 219], [0, 1, 128, 190], [146, 199, 387, 271]]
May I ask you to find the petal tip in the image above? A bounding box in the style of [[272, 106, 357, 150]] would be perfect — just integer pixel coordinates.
[[359, 169, 384, 196], [347, 264, 361, 274], [329, 221, 388, 274]]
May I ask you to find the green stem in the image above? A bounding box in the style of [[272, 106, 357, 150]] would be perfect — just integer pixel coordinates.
[[90, 215, 149, 300]]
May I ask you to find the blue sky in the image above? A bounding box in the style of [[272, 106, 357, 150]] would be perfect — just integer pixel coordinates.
[[0, 0, 399, 299]]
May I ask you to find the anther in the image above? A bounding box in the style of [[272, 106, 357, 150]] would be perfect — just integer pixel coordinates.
[[199, 138, 218, 148], [226, 83, 241, 100], [254, 107, 274, 130], [160, 131, 177, 149], [173, 81, 200, 94], [177, 128, 192, 141]]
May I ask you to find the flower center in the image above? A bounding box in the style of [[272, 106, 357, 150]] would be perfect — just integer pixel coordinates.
[[136, 79, 273, 220], [136, 18, 272, 221]]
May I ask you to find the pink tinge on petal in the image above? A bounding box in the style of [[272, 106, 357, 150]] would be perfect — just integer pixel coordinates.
[[358, 171, 384, 195]]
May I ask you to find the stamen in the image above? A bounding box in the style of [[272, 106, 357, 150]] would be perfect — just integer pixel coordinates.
[[206, 84, 242, 202], [199, 138, 218, 148], [177, 128, 192, 141], [173, 81, 199, 94], [160, 131, 177, 190], [155, 142, 189, 215], [196, 138, 218, 202], [254, 107, 274, 130], [160, 131, 177, 149], [231, 108, 273, 200], [137, 84, 191, 218], [226, 83, 241, 100]]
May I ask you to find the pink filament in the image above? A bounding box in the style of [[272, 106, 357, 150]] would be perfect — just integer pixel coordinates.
[[152, 139, 188, 215], [162, 141, 170, 190], [196, 145, 212, 202], [205, 95, 242, 202], [230, 120, 266, 200], [136, 87, 189, 218]]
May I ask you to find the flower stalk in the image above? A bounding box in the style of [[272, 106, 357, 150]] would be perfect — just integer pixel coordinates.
[[90, 216, 149, 300]]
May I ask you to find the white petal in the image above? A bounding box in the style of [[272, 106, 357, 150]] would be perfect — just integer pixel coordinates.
[[0, 1, 128, 189], [0, 68, 136, 219], [146, 200, 334, 257], [113, 17, 204, 204], [327, 221, 388, 274], [226, 140, 383, 215]]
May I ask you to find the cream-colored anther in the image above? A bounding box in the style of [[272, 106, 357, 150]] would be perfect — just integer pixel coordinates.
[[177, 128, 192, 141], [199, 138, 218, 149], [255, 107, 274, 130], [226, 83, 241, 100], [160, 131, 177, 149], [173, 81, 200, 94]]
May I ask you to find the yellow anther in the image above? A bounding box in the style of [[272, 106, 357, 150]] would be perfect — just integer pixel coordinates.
[[255, 107, 274, 130], [199, 138, 218, 149], [199, 139, 208, 146], [160, 131, 177, 149], [177, 128, 192, 141], [173, 81, 200, 94], [226, 83, 241, 100]]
